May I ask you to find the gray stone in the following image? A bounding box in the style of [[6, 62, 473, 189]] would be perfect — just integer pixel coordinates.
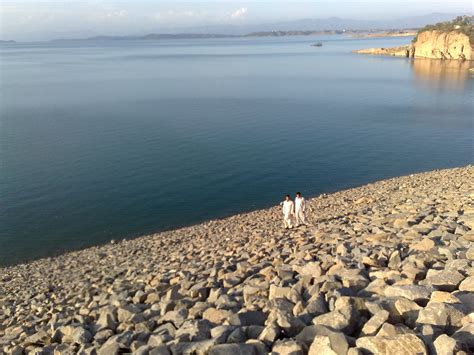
[[416, 302, 465, 333], [228, 311, 267, 326], [421, 270, 465, 292], [309, 335, 345, 355], [258, 324, 281, 346], [452, 323, 474, 349], [433, 334, 459, 355], [272, 340, 304, 355], [96, 306, 118, 331], [295, 325, 348, 354], [459, 276, 474, 292], [208, 343, 257, 355], [356, 334, 427, 355], [384, 285, 433, 302], [149, 344, 171, 355], [175, 319, 211, 342], [361, 310, 389, 336]]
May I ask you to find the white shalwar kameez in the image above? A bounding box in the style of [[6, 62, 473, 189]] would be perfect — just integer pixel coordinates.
[[282, 200, 295, 228], [295, 196, 307, 226]]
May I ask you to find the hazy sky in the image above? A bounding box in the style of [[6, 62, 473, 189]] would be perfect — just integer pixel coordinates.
[[1, 1, 471, 40]]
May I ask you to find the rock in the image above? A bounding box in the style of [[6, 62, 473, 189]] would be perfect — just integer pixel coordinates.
[[410, 238, 435, 251], [208, 343, 257, 355], [312, 298, 357, 335], [149, 344, 171, 355], [421, 269, 465, 292], [388, 250, 402, 269], [377, 323, 414, 337], [347, 348, 363, 355], [429, 291, 461, 304], [228, 311, 267, 326], [275, 310, 306, 337], [59, 326, 92, 345], [309, 335, 345, 355], [98, 341, 121, 355], [258, 323, 281, 346], [227, 327, 247, 343], [361, 310, 389, 336], [384, 285, 433, 302], [394, 298, 421, 328], [211, 325, 236, 344], [459, 276, 474, 292], [203, 308, 232, 324], [269, 285, 292, 300], [466, 246, 474, 260], [117, 304, 141, 323], [295, 326, 348, 354], [452, 323, 474, 349], [433, 334, 459, 355], [160, 308, 189, 328], [245, 339, 268, 355], [294, 262, 322, 277], [25, 330, 50, 346], [96, 306, 118, 331], [356, 334, 427, 355], [169, 340, 218, 355], [312, 311, 355, 335], [175, 320, 211, 342], [272, 340, 304, 355], [416, 302, 465, 333]]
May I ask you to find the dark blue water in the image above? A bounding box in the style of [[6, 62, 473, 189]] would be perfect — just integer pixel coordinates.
[[1, 36, 473, 266]]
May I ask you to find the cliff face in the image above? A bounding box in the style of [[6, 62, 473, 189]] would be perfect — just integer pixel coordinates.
[[413, 30, 473, 60]]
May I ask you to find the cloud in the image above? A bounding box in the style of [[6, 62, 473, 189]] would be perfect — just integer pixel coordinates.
[[153, 9, 209, 23], [230, 7, 248, 20], [106, 10, 127, 19]]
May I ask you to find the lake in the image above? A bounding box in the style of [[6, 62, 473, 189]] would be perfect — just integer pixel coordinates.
[[1, 35, 473, 266]]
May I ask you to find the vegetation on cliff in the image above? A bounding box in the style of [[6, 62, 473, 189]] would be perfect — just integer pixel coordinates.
[[413, 16, 474, 44]]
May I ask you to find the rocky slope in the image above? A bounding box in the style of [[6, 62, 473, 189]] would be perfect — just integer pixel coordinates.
[[354, 30, 473, 60], [1, 166, 474, 354]]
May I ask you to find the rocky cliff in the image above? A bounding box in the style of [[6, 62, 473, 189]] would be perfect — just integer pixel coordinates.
[[414, 30, 472, 60], [354, 30, 473, 60]]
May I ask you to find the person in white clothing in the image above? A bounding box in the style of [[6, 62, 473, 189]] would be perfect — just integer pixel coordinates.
[[280, 194, 295, 229], [295, 192, 307, 226]]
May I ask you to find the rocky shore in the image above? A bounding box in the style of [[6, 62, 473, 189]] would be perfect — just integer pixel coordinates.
[[1, 166, 474, 355]]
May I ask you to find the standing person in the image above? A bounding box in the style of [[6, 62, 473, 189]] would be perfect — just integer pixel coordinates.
[[281, 194, 295, 229], [295, 192, 307, 226]]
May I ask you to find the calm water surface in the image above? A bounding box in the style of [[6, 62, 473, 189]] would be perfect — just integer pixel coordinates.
[[1, 36, 473, 266]]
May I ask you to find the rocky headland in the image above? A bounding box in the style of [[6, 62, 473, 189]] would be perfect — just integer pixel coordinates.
[[353, 30, 473, 60], [354, 17, 474, 61], [1, 166, 474, 354]]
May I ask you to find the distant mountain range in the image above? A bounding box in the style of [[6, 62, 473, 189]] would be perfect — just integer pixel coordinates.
[[51, 29, 424, 43], [156, 13, 460, 35], [2, 13, 464, 42]]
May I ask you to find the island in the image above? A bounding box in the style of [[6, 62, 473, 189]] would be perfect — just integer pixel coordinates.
[[353, 16, 474, 60]]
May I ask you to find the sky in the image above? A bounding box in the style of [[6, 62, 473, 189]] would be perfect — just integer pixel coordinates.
[[1, 1, 472, 41]]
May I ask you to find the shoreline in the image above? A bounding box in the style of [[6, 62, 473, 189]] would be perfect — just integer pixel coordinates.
[[0, 165, 469, 269], [1, 165, 473, 354]]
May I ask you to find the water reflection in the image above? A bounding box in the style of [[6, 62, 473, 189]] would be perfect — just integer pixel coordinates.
[[411, 58, 473, 90]]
